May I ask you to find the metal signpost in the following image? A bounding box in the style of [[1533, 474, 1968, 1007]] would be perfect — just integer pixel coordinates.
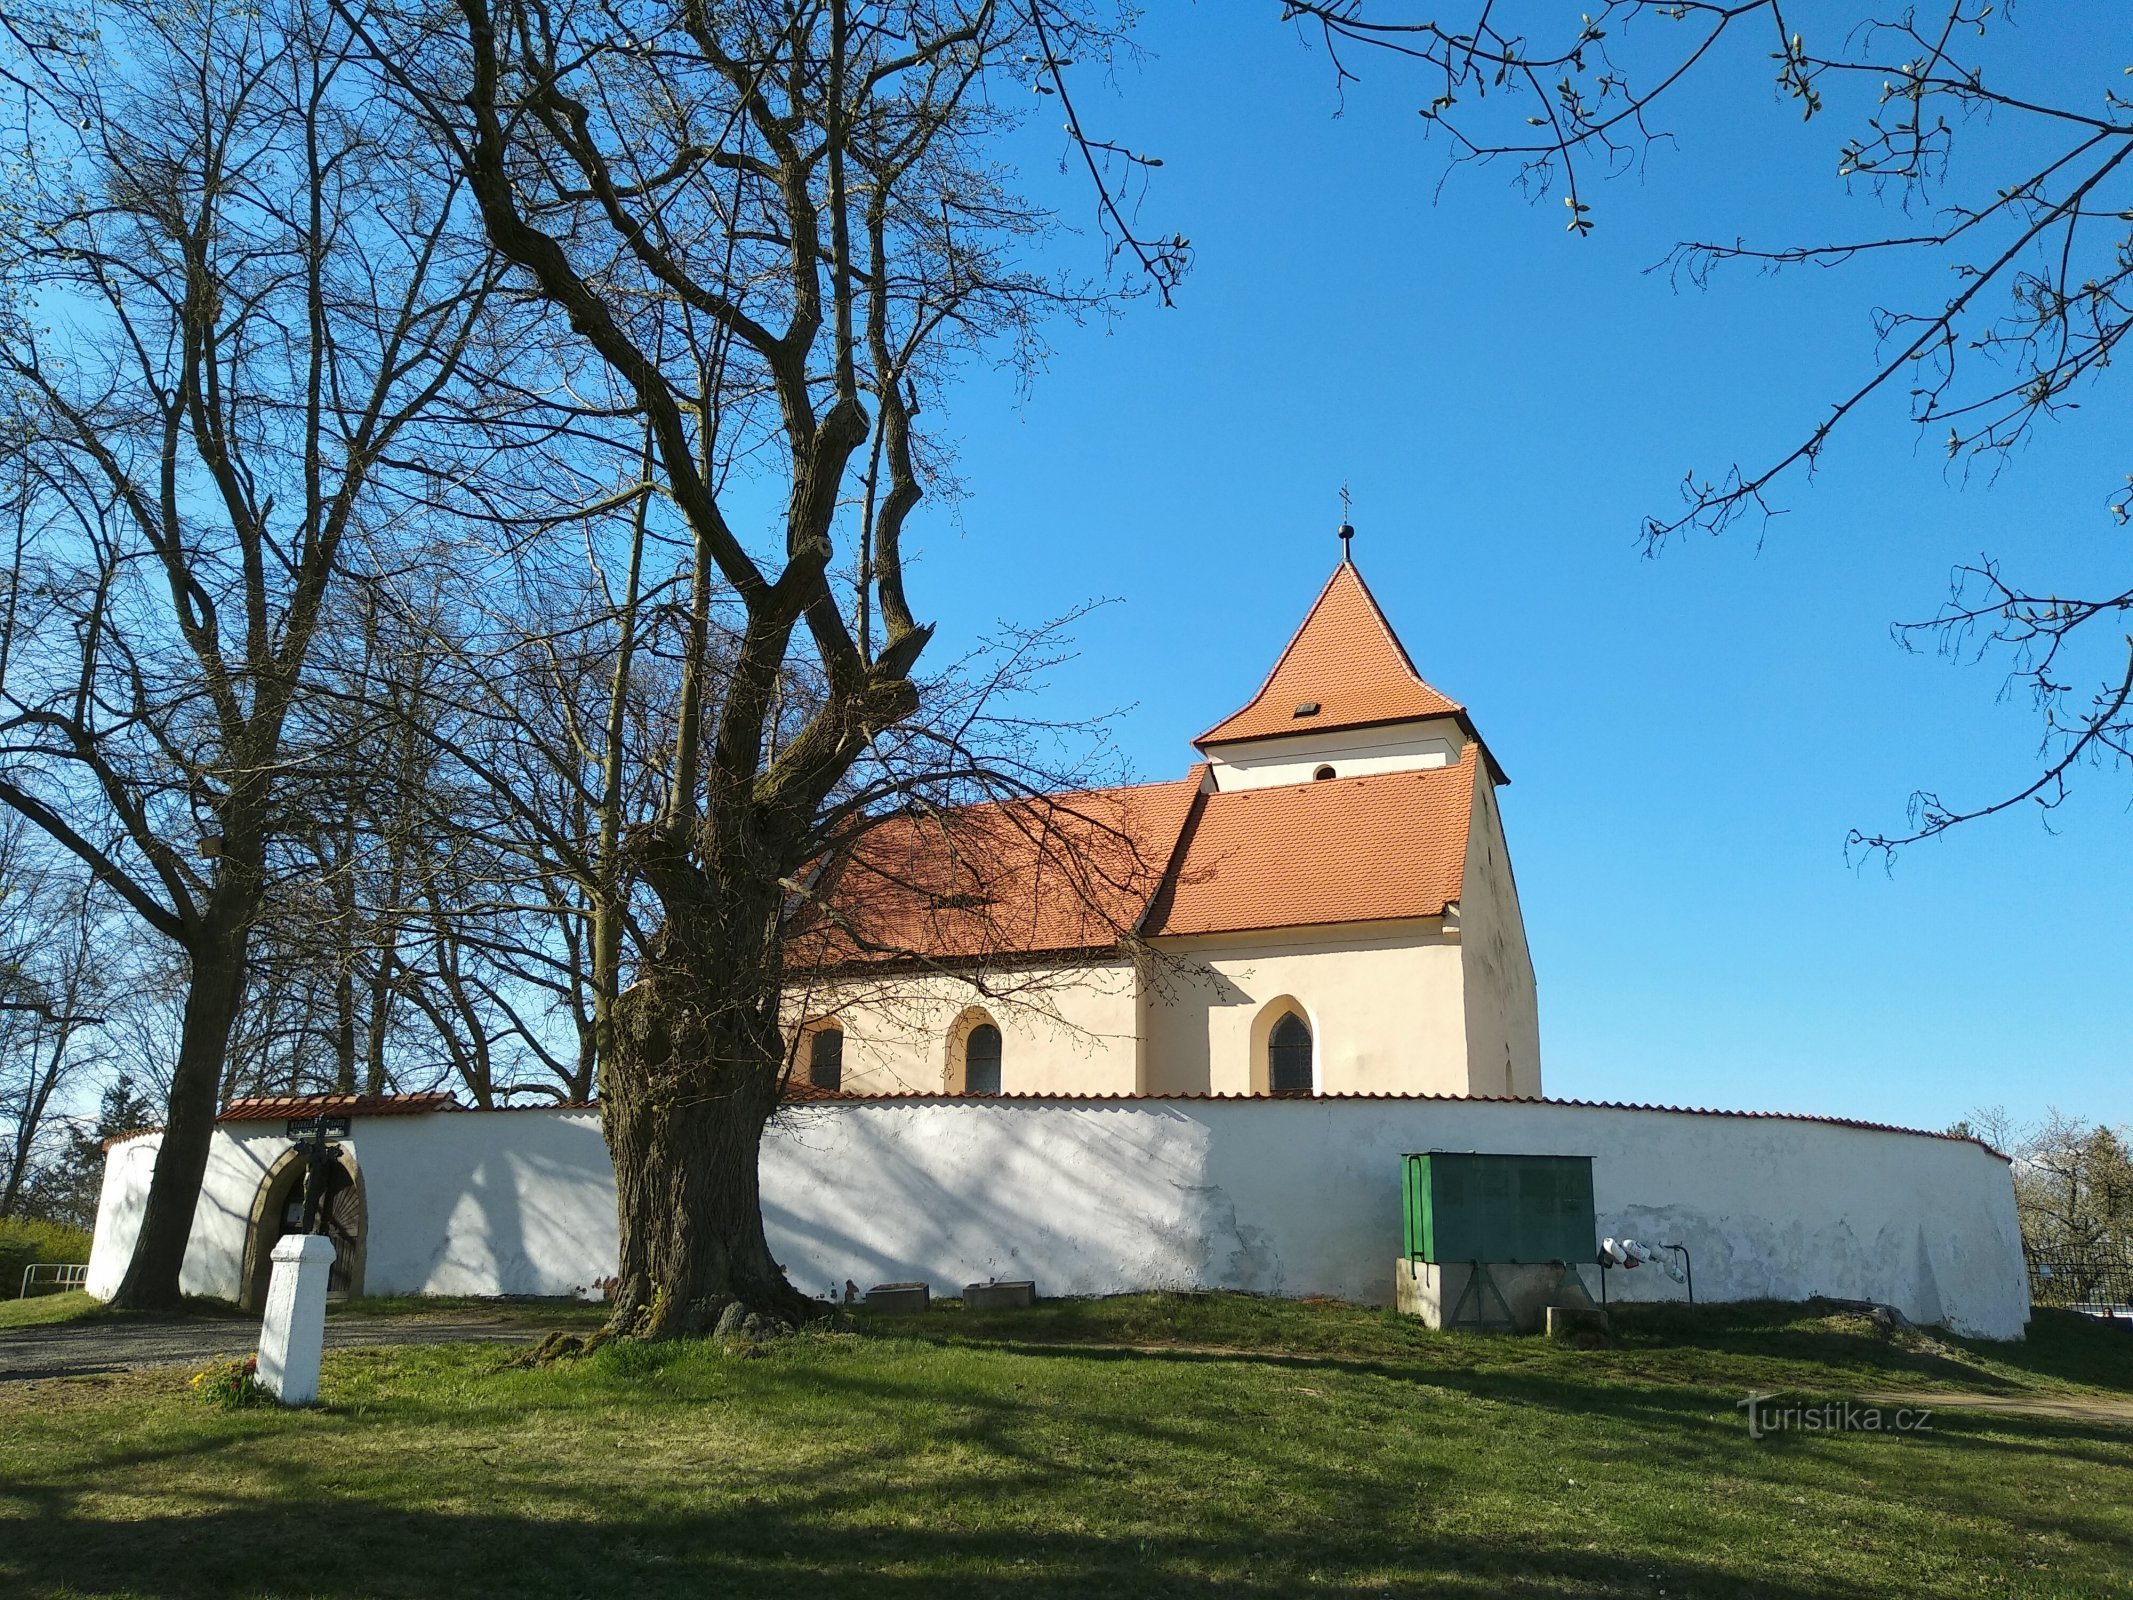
[[286, 1114, 351, 1233]]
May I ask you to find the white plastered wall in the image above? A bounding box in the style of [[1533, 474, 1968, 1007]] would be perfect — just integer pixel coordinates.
[[1141, 922, 1468, 1096], [781, 961, 1141, 1096], [1456, 767, 1543, 1098], [88, 1097, 2030, 1338], [87, 1109, 621, 1303], [1201, 716, 1464, 791], [86, 1128, 286, 1301]]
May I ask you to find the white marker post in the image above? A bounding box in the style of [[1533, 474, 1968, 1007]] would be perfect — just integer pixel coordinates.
[[257, 1232, 335, 1405], [257, 1110, 350, 1406]]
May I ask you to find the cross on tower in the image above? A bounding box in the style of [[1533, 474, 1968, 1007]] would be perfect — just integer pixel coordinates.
[[1337, 483, 1355, 561]]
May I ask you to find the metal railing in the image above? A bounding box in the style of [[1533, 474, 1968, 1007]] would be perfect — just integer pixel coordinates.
[[17, 1262, 88, 1299], [2026, 1251, 2133, 1318]]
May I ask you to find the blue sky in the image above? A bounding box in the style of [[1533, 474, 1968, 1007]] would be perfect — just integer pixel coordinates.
[[877, 5, 2132, 1135]]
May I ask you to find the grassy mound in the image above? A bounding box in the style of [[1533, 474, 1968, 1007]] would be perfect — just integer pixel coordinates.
[[2, 1292, 2129, 1597]]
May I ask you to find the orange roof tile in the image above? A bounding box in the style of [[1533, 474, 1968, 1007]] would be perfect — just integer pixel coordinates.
[[218, 1091, 462, 1122], [1147, 749, 1476, 937], [132, 1087, 2000, 1160], [1196, 561, 1463, 747], [794, 774, 1204, 966], [767, 1087, 2006, 1155]]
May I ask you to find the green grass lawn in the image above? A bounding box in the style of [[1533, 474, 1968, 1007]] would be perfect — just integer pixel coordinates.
[[3, 1294, 2130, 1598], [0, 1291, 608, 1333], [0, 1290, 109, 1330]]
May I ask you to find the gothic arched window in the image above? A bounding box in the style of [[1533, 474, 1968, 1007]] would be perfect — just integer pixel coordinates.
[[964, 1023, 1003, 1095], [807, 1026, 844, 1092], [1268, 1013, 1313, 1096]]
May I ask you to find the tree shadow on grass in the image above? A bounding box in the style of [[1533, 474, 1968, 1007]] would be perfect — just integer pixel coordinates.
[[7, 1331, 2131, 1600], [835, 1332, 2133, 1533], [0, 1498, 1929, 1600], [890, 1296, 2066, 1398]]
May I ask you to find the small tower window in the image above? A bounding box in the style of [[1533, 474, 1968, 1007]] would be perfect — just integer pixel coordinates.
[[807, 1026, 844, 1091], [964, 1023, 1003, 1096], [1268, 1013, 1312, 1096], [1293, 700, 1321, 718], [1313, 765, 1336, 781]]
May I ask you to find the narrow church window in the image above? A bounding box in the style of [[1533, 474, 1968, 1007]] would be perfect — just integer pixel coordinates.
[[1313, 765, 1336, 781], [808, 1027, 844, 1091], [965, 1023, 1003, 1095], [1268, 1013, 1312, 1095]]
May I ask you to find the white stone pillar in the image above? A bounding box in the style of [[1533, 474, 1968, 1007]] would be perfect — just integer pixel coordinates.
[[257, 1233, 336, 1406]]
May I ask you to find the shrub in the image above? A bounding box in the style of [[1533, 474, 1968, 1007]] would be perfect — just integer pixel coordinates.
[[0, 1216, 93, 1299], [191, 1354, 269, 1408]]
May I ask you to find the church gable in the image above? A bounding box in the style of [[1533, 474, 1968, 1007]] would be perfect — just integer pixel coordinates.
[[1194, 561, 1463, 749]]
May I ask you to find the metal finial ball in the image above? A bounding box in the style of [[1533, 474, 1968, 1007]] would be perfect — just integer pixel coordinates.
[[1337, 522, 1354, 543]]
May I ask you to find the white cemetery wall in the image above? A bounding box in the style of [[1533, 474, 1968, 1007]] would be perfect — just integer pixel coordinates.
[[86, 1095, 2029, 1338]]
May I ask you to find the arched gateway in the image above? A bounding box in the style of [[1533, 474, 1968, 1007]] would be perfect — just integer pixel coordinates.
[[239, 1145, 366, 1310]]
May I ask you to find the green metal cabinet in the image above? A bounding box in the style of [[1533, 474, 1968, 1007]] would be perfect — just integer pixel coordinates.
[[1402, 1152, 1596, 1264]]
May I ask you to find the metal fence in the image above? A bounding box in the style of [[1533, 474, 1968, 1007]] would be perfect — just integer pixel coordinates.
[[17, 1262, 88, 1299], [2026, 1252, 2133, 1318]]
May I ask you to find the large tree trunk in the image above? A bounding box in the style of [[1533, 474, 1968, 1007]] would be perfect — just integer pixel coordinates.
[[108, 924, 249, 1311], [600, 945, 811, 1337]]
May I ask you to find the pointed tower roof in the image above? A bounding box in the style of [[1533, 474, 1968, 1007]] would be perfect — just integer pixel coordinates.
[[1194, 560, 1463, 748]]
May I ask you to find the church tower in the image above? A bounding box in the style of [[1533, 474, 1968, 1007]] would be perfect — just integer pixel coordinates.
[[782, 544, 1542, 1104], [1192, 556, 1496, 793], [1147, 552, 1540, 1100]]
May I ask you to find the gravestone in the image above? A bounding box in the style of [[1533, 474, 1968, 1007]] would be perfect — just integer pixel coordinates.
[[864, 1282, 930, 1313]]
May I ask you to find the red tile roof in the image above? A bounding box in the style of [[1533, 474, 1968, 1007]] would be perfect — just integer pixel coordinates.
[[791, 563, 1493, 966], [1196, 561, 1463, 747], [770, 1087, 2014, 1158], [1147, 750, 1477, 937], [771, 1088, 2006, 1157], [793, 774, 1204, 967], [101, 1086, 1998, 1162], [110, 1091, 543, 1145], [217, 1092, 462, 1122]]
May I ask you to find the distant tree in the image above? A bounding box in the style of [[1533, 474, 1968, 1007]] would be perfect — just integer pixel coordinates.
[[1955, 1106, 2133, 1293], [0, 829, 112, 1217], [2015, 1114, 2133, 1261], [1285, 2, 2133, 850], [17, 1075, 160, 1232]]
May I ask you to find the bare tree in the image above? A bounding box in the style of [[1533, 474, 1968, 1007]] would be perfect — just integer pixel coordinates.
[[407, 508, 685, 1106], [0, 828, 113, 1217], [335, 0, 1177, 1333], [1959, 1105, 2133, 1304], [2017, 1113, 2133, 1261], [1284, 2, 2133, 850], [0, 0, 500, 1307]]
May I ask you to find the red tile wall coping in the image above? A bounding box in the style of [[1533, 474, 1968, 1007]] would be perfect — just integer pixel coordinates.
[[216, 1092, 463, 1122], [104, 1092, 599, 1149], [132, 1086, 2001, 1161]]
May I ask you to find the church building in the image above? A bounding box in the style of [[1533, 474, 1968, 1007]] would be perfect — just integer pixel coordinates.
[[783, 554, 1541, 1102], [85, 544, 2028, 1338]]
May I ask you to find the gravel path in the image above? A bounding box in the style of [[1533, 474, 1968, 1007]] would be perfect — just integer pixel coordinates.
[[1854, 1389, 2133, 1426], [0, 1312, 546, 1382]]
